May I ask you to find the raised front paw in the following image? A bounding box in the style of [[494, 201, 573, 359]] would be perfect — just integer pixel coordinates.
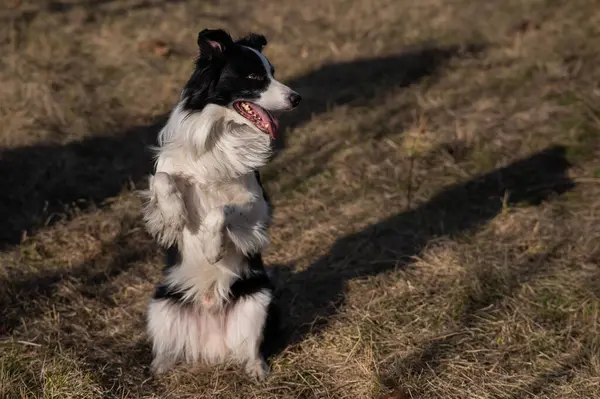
[[202, 236, 225, 264], [144, 172, 187, 247]]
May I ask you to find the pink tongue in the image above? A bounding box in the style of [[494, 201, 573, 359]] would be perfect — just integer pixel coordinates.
[[248, 103, 278, 139]]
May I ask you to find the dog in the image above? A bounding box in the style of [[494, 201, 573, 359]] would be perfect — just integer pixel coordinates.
[[141, 28, 301, 379]]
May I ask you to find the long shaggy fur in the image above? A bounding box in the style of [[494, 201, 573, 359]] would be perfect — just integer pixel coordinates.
[[141, 28, 300, 380]]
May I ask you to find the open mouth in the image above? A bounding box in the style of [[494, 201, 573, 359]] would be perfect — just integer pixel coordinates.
[[232, 101, 279, 139]]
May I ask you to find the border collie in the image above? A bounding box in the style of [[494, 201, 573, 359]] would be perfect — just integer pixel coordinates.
[[141, 28, 300, 379]]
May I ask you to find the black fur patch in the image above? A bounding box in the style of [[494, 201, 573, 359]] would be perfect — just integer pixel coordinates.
[[164, 244, 182, 273], [253, 169, 273, 222], [236, 33, 268, 52], [184, 29, 274, 112], [260, 299, 281, 360], [153, 283, 185, 302], [229, 253, 281, 359], [229, 253, 274, 300], [153, 245, 186, 303]]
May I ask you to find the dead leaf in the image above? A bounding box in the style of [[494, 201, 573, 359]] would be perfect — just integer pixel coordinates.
[[139, 39, 171, 57], [514, 19, 541, 33]]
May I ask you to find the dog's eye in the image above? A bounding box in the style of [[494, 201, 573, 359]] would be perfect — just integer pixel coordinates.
[[247, 73, 263, 80]]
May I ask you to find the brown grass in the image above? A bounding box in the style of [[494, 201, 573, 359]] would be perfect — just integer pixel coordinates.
[[2, 0, 600, 397]]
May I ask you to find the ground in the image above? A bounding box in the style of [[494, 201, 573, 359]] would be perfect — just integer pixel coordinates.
[[1, 0, 600, 398]]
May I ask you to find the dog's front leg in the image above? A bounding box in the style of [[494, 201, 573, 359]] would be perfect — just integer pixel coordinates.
[[200, 201, 269, 262], [142, 172, 187, 247], [223, 203, 269, 255]]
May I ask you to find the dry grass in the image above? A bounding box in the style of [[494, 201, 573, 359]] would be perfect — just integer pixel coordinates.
[[1, 0, 600, 397]]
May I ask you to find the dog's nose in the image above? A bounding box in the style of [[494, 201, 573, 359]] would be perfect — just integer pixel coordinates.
[[288, 92, 301, 108]]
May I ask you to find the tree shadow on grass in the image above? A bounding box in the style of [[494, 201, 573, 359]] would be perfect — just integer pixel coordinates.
[[507, 347, 587, 399], [0, 121, 163, 248], [269, 146, 574, 359], [2, 145, 572, 396], [0, 43, 481, 249], [0, 215, 154, 336], [377, 245, 565, 395], [272, 42, 484, 152], [0, 43, 483, 394]]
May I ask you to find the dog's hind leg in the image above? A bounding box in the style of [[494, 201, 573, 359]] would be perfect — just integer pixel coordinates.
[[147, 298, 183, 375], [148, 298, 225, 375], [225, 289, 273, 381], [142, 172, 187, 247]]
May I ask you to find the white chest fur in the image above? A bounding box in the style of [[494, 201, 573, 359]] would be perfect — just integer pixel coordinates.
[[147, 156, 271, 305], [142, 104, 274, 306]]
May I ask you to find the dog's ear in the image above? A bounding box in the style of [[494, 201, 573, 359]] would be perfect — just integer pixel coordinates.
[[197, 29, 233, 59], [236, 33, 267, 52]]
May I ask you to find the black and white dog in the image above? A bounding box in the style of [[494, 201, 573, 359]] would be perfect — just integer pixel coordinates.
[[141, 29, 300, 379]]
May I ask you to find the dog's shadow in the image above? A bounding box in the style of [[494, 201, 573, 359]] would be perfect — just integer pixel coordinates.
[[266, 145, 574, 356]]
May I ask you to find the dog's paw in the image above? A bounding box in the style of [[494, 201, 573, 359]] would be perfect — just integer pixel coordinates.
[[152, 172, 178, 196], [148, 172, 187, 246], [202, 234, 225, 264], [158, 212, 187, 247], [245, 358, 269, 381], [151, 356, 175, 376]]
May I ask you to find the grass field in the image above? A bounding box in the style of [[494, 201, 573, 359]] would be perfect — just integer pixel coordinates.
[[2, 0, 600, 397]]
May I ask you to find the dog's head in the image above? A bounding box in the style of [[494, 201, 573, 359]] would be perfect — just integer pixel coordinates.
[[182, 29, 301, 140]]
